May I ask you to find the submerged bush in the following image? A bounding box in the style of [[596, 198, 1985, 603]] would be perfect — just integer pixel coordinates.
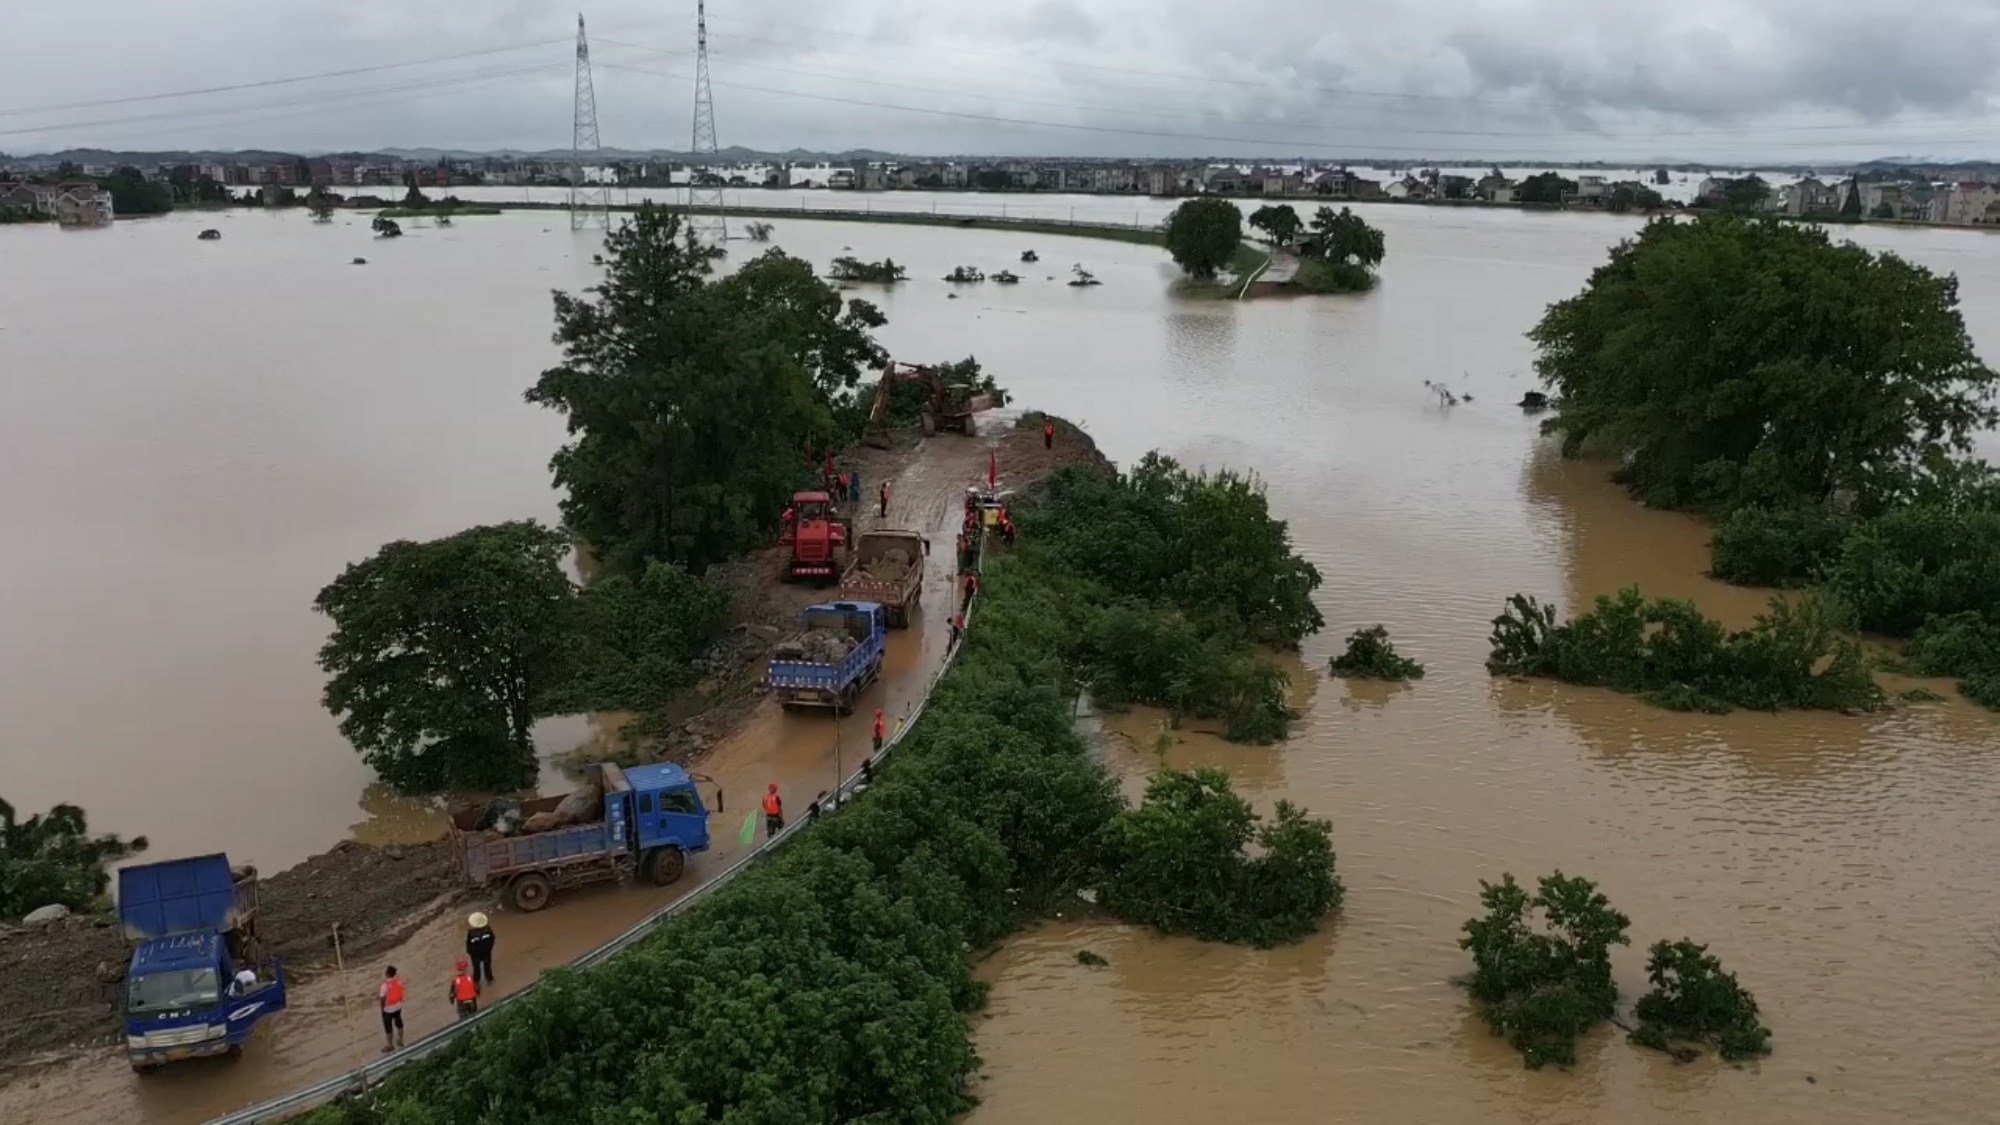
[[1630, 939, 1773, 1063], [1708, 505, 1850, 588], [1824, 504, 2000, 637], [1902, 611, 2000, 680], [1098, 767, 1341, 948], [1486, 587, 1884, 714], [1078, 605, 1292, 742], [1328, 625, 1426, 681], [1460, 872, 1630, 1069]]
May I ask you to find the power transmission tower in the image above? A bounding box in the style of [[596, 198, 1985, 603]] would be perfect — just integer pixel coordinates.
[[686, 0, 726, 241], [569, 13, 610, 231]]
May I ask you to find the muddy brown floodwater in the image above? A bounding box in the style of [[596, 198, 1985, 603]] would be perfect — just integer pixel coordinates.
[[3, 202, 1998, 1122]]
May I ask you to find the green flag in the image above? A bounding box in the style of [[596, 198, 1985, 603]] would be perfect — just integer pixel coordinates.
[[738, 810, 758, 847]]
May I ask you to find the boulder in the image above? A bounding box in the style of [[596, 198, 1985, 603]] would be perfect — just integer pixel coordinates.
[[552, 781, 604, 826], [522, 811, 562, 835], [22, 904, 71, 925]]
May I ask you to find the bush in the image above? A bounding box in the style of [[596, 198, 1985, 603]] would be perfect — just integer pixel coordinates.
[[1708, 505, 1850, 587], [1098, 767, 1340, 948], [1, 799, 147, 921], [546, 561, 729, 714], [1328, 625, 1425, 680], [827, 255, 906, 283], [1078, 605, 1292, 742], [1630, 939, 1773, 1063], [1294, 257, 1377, 294], [1460, 872, 1630, 1069], [1486, 588, 1884, 714], [1903, 611, 2000, 678], [1824, 504, 2000, 637]]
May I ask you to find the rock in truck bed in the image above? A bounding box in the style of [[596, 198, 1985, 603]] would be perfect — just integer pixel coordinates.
[[772, 627, 857, 663]]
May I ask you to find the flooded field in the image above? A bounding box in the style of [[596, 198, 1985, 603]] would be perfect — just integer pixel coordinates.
[[1, 199, 1996, 1122]]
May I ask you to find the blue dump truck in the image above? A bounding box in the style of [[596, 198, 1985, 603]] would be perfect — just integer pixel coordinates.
[[764, 601, 888, 712], [448, 762, 714, 913], [118, 855, 287, 1072]]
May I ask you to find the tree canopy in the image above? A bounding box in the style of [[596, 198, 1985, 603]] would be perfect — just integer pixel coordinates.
[[1, 798, 147, 921], [1517, 171, 1577, 205], [1529, 215, 1998, 515], [1164, 197, 1243, 280], [1247, 203, 1303, 246], [527, 205, 886, 576], [97, 167, 172, 215], [313, 521, 576, 793], [1294, 206, 1387, 293]]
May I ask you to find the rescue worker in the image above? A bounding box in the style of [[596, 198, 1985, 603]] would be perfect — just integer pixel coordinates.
[[849, 469, 862, 504], [954, 532, 967, 572], [962, 571, 978, 611], [838, 472, 850, 501], [879, 481, 890, 518], [763, 783, 785, 837], [948, 613, 964, 649], [872, 708, 886, 752], [781, 506, 795, 534], [1002, 518, 1017, 547], [465, 912, 495, 989], [449, 959, 479, 1020], [378, 966, 406, 1052]]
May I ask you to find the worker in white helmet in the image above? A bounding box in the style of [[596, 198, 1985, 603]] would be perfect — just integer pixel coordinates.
[[465, 912, 495, 991]]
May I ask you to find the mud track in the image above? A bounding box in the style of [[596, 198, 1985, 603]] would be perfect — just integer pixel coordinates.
[[0, 413, 1106, 1124]]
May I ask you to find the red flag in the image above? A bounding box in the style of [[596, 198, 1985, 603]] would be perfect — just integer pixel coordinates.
[[988, 449, 997, 491], [823, 450, 834, 485]]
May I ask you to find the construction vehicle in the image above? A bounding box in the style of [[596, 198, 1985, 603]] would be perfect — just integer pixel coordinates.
[[448, 762, 714, 912], [839, 529, 926, 627], [779, 489, 852, 582], [766, 601, 888, 711], [117, 854, 287, 1071], [861, 360, 997, 449]]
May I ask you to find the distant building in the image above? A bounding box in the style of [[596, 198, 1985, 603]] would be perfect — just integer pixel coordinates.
[[53, 182, 113, 226]]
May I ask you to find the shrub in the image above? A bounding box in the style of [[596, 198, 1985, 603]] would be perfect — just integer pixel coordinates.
[[1098, 767, 1341, 948], [1328, 625, 1425, 680], [1460, 872, 1630, 1069], [1708, 505, 1849, 587], [1486, 588, 1884, 714], [826, 255, 906, 282], [1902, 611, 2000, 678], [1824, 504, 2000, 637], [1294, 257, 1377, 294], [1078, 605, 1293, 743], [546, 561, 728, 714], [1630, 939, 1773, 1063], [0, 800, 148, 921]]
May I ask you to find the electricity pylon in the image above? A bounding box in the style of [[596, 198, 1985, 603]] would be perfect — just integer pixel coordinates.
[[686, 0, 726, 241], [569, 13, 610, 231]]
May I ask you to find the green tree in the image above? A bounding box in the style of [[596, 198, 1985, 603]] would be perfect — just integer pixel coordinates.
[[1721, 175, 1772, 212], [1247, 203, 1302, 246], [1630, 939, 1773, 1062], [96, 166, 172, 215], [1, 799, 147, 921], [1517, 171, 1577, 204], [1164, 196, 1243, 280], [306, 195, 334, 223], [402, 176, 429, 209], [527, 205, 885, 576], [313, 521, 576, 793], [1461, 872, 1631, 1068], [1305, 206, 1386, 267], [1528, 214, 1998, 514]]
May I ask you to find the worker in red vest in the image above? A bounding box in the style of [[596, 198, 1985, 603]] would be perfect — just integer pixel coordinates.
[[1002, 518, 1017, 547], [378, 965, 405, 1053], [948, 613, 964, 649], [962, 571, 978, 611], [1044, 421, 1055, 449], [449, 959, 479, 1020], [873, 708, 886, 752], [763, 784, 784, 837]]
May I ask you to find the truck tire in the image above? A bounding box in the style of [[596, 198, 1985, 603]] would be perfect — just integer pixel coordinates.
[[645, 847, 687, 886], [509, 872, 553, 913]]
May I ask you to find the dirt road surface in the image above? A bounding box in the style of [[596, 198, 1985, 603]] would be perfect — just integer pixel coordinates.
[[0, 413, 1104, 1125]]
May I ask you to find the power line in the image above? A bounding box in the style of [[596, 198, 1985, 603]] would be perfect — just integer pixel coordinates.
[[0, 61, 569, 140], [592, 60, 1999, 155], [597, 37, 1993, 144]]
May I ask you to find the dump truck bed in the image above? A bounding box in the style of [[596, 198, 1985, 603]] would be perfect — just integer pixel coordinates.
[[118, 855, 257, 944], [839, 530, 925, 626], [449, 764, 634, 885]]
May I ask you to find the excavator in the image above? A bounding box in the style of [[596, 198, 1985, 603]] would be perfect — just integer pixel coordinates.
[[861, 360, 996, 449]]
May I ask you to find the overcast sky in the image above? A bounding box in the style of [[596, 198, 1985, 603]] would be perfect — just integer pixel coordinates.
[[4, 0, 2000, 163]]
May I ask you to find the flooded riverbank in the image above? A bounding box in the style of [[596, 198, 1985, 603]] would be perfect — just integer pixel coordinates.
[[3, 203, 1997, 1121]]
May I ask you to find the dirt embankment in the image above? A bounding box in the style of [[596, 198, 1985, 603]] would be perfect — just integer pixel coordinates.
[[0, 413, 1109, 1082], [0, 839, 462, 1076]]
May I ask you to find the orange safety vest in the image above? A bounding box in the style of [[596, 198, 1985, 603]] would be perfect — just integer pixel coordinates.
[[451, 975, 476, 1003], [873, 716, 885, 739], [381, 978, 405, 1008], [762, 790, 782, 816]]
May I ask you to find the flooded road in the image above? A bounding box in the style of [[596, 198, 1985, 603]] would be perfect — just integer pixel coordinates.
[[3, 200, 1998, 1121]]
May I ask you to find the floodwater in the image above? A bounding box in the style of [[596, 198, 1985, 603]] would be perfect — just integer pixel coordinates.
[[2, 199, 1998, 1123]]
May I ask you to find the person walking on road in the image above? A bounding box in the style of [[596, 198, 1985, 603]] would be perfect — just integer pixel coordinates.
[[1044, 421, 1055, 450], [449, 960, 479, 1020], [378, 966, 405, 1052], [948, 613, 964, 649], [465, 912, 495, 990], [850, 469, 862, 505], [962, 571, 978, 611], [879, 481, 890, 518], [763, 784, 785, 837], [873, 708, 886, 752]]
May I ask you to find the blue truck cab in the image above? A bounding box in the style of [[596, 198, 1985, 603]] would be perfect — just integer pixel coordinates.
[[765, 601, 888, 712], [449, 762, 714, 913], [118, 855, 286, 1071]]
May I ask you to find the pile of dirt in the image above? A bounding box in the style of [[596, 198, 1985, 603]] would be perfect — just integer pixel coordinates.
[[858, 549, 913, 580], [0, 839, 464, 1075], [773, 628, 856, 663]]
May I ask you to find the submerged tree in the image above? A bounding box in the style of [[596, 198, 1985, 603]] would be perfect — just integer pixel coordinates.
[[1629, 939, 1774, 1063], [314, 521, 575, 793], [1460, 872, 1631, 1068], [1327, 625, 1425, 680], [1247, 203, 1303, 246], [1164, 196, 1243, 280], [0, 799, 148, 920]]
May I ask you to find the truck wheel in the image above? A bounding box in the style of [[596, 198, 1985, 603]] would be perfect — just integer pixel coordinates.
[[645, 848, 686, 886], [509, 872, 553, 913]]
